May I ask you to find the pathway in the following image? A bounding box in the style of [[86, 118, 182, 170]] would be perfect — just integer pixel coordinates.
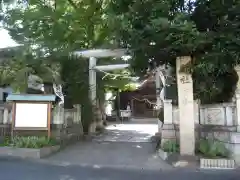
[[46, 118, 171, 170], [1, 157, 240, 180], [94, 118, 158, 142]]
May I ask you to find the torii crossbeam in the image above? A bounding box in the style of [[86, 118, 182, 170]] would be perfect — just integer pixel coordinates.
[[73, 49, 131, 105]]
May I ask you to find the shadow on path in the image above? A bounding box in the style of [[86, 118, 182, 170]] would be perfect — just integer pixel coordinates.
[[46, 119, 169, 170]]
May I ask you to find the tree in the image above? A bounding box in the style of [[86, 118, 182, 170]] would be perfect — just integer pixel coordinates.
[[107, 0, 240, 103], [1, 0, 133, 132], [107, 0, 204, 74], [0, 46, 61, 92]]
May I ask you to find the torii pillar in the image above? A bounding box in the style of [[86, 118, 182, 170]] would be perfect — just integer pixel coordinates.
[[73, 49, 130, 133]]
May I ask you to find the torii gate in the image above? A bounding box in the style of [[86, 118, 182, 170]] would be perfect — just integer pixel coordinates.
[[72, 49, 165, 133], [72, 49, 130, 106]]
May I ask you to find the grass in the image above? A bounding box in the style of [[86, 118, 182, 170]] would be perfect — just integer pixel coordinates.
[[0, 136, 58, 149]]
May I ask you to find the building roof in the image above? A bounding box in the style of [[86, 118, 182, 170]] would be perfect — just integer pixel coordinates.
[[7, 94, 56, 102]]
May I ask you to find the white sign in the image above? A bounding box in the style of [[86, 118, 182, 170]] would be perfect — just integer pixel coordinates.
[[15, 103, 48, 128]]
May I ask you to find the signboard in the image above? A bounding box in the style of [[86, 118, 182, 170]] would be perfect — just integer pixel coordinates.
[[15, 103, 48, 128], [7, 94, 55, 139]]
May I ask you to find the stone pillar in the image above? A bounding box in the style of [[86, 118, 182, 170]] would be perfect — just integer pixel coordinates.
[[73, 104, 83, 136], [194, 100, 200, 124], [73, 104, 81, 124], [89, 57, 97, 134], [155, 67, 163, 132], [176, 56, 195, 156], [0, 109, 3, 124], [164, 100, 173, 124], [235, 66, 240, 132], [161, 100, 175, 144], [236, 94, 240, 131], [230, 132, 240, 165], [194, 100, 200, 140], [3, 108, 8, 124], [52, 106, 64, 139]]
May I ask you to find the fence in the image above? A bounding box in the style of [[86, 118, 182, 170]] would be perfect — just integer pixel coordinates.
[[172, 102, 236, 126], [162, 99, 240, 162], [131, 95, 158, 118], [0, 104, 83, 144], [0, 105, 12, 138], [51, 104, 83, 143]]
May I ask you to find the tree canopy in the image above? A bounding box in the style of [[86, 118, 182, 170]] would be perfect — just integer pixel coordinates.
[[107, 0, 240, 74], [2, 0, 240, 103], [106, 0, 240, 103], [1, 0, 132, 91]]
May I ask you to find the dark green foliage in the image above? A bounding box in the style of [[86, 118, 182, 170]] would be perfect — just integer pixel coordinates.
[[3, 0, 240, 104], [197, 138, 230, 158], [193, 65, 238, 104], [162, 140, 179, 153], [2, 136, 58, 148], [107, 0, 240, 103]]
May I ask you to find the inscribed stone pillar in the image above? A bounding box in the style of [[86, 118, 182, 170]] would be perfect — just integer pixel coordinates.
[[235, 66, 240, 132], [176, 56, 195, 155]]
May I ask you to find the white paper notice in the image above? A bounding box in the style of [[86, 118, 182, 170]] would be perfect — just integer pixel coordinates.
[[15, 103, 48, 128]]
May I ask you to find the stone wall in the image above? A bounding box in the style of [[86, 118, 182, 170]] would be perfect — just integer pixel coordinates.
[[52, 104, 83, 144], [0, 104, 83, 145], [0, 105, 12, 138], [162, 100, 240, 163]]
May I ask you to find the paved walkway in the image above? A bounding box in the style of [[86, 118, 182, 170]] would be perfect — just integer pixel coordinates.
[[94, 119, 158, 142], [1, 157, 240, 180], [46, 119, 171, 170]]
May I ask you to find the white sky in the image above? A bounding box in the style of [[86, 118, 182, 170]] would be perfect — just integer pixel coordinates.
[[0, 28, 19, 48]]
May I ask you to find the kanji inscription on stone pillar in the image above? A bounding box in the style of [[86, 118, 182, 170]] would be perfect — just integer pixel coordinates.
[[176, 56, 195, 156]]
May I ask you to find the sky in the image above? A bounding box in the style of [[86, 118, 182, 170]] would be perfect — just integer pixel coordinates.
[[0, 0, 21, 49], [0, 28, 19, 48]]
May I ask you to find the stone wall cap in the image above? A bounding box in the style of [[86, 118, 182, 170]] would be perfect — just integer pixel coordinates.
[[164, 99, 172, 103], [230, 132, 240, 144]]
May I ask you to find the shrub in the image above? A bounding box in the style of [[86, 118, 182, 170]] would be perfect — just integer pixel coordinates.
[[2, 136, 58, 149], [162, 140, 179, 153], [197, 138, 229, 158]]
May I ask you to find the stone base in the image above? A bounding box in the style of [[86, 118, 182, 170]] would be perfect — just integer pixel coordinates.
[[200, 158, 235, 169], [161, 124, 178, 146], [0, 146, 60, 159], [170, 155, 198, 168], [158, 150, 198, 168], [161, 124, 237, 145], [88, 122, 97, 134], [158, 149, 171, 160]]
